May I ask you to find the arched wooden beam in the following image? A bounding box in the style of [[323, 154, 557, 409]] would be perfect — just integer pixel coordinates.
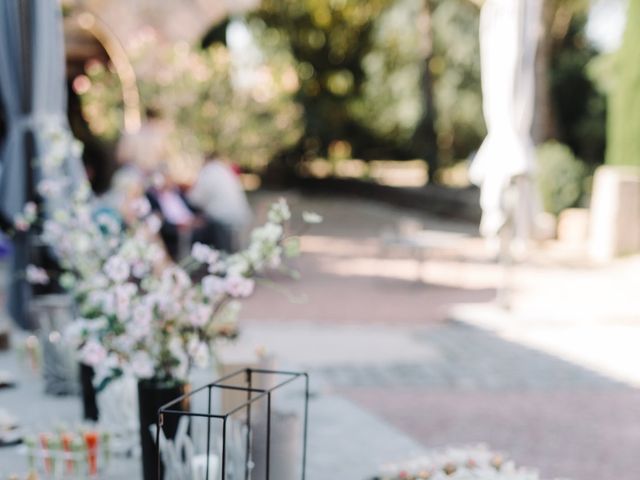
[[73, 10, 142, 133]]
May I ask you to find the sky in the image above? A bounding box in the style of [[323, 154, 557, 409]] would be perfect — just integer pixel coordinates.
[[587, 0, 627, 52]]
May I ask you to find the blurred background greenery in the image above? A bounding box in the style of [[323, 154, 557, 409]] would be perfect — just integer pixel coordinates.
[[68, 0, 630, 218]]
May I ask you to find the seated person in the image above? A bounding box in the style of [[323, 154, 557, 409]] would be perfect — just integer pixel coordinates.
[[146, 173, 232, 258], [187, 153, 252, 252]]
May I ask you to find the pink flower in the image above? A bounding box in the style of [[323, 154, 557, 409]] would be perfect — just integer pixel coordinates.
[[146, 214, 162, 234], [191, 243, 219, 264], [25, 265, 49, 285], [224, 275, 255, 298], [104, 256, 130, 283], [202, 275, 225, 298], [132, 197, 151, 218], [13, 216, 29, 232], [80, 340, 107, 367], [188, 304, 212, 327]]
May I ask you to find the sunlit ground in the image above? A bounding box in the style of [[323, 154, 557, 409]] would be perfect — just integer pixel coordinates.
[[240, 191, 640, 479]]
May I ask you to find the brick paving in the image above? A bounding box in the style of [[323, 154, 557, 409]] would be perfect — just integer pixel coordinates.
[[313, 323, 621, 391], [243, 192, 494, 325], [241, 193, 640, 480], [343, 389, 640, 479]]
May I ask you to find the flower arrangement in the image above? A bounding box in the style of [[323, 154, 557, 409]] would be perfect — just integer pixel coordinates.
[[71, 199, 302, 387], [373, 446, 541, 480], [33, 125, 317, 388]]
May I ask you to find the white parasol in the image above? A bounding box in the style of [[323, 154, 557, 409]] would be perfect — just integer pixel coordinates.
[[469, 0, 542, 248]]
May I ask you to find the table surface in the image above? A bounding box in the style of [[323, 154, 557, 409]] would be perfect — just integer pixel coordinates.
[[0, 339, 426, 480], [0, 346, 139, 479]]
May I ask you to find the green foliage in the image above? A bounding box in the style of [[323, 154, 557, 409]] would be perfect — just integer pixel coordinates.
[[429, 0, 483, 165], [254, 0, 427, 159], [606, 0, 640, 166], [79, 39, 303, 175], [77, 61, 125, 142], [550, 12, 606, 166], [537, 141, 588, 216], [348, 0, 426, 146], [135, 43, 303, 171]]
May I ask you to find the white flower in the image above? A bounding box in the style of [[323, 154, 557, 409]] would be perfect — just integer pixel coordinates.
[[80, 340, 107, 367], [191, 242, 219, 264], [252, 222, 283, 244], [202, 275, 225, 298], [187, 303, 212, 327], [267, 198, 291, 223], [130, 351, 155, 379], [13, 215, 29, 232], [146, 243, 165, 263], [131, 305, 153, 336], [40, 152, 63, 171], [114, 283, 137, 319], [131, 260, 149, 279], [37, 178, 67, 197], [161, 266, 191, 291], [42, 219, 63, 240], [23, 202, 37, 222], [302, 211, 323, 224], [131, 197, 152, 218], [224, 275, 255, 298], [25, 265, 49, 285], [187, 339, 210, 369], [145, 214, 162, 234], [104, 256, 130, 283], [93, 354, 120, 387], [226, 254, 250, 276], [112, 333, 136, 354], [64, 321, 86, 347]]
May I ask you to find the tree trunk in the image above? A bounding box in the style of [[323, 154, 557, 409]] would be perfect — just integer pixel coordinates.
[[531, 0, 558, 145], [412, 0, 439, 183]]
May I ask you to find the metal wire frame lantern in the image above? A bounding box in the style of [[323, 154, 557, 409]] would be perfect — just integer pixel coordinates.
[[156, 368, 310, 480]]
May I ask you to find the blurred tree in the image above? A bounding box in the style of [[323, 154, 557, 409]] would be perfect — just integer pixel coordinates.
[[255, 0, 390, 159], [254, 0, 435, 169], [548, 4, 606, 165], [606, 0, 640, 166], [429, 0, 483, 168], [435, 0, 603, 167], [79, 36, 303, 183]]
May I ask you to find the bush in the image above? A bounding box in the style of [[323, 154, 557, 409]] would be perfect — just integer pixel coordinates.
[[537, 142, 588, 216]]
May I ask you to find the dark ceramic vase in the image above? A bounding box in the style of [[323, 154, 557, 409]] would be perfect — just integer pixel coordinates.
[[137, 379, 190, 480], [80, 363, 99, 421]]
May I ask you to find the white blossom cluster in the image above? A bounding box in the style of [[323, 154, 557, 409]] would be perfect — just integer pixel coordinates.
[[376, 446, 542, 480], [35, 125, 316, 387]]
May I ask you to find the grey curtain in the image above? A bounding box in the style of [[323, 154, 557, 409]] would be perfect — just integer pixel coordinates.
[[0, 0, 85, 328]]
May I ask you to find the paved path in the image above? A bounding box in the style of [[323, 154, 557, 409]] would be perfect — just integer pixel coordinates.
[[222, 319, 640, 479], [241, 193, 640, 480], [4, 193, 640, 479]]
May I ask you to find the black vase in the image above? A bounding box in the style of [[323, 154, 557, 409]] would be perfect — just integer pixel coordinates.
[[138, 379, 190, 480], [80, 363, 99, 421]]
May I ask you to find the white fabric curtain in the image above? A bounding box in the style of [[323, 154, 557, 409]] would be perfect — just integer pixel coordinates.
[[469, 0, 542, 243]]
